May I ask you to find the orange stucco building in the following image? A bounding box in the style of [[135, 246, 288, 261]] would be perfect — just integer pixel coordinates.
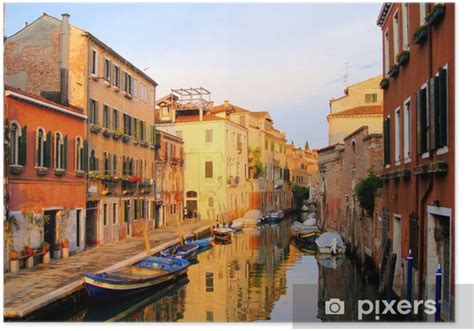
[[5, 87, 87, 268]]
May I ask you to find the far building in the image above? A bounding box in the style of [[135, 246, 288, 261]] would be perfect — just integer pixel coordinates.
[[327, 76, 383, 145]]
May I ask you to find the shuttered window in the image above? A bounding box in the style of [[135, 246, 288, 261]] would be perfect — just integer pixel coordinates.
[[89, 99, 98, 124], [54, 132, 67, 170], [416, 86, 429, 154], [435, 67, 448, 148], [205, 161, 213, 178], [9, 123, 26, 166], [75, 137, 84, 171], [383, 117, 391, 165], [103, 105, 110, 129]]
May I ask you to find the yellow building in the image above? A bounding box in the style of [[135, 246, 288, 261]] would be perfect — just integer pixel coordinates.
[[327, 76, 383, 145], [156, 90, 250, 222], [5, 13, 158, 245]]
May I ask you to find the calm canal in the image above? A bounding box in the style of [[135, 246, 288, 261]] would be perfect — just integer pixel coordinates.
[[59, 214, 378, 322]]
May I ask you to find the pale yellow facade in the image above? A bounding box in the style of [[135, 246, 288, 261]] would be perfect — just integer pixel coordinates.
[[328, 75, 383, 145]]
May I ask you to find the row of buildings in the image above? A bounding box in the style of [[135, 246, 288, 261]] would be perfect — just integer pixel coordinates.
[[3, 13, 319, 271], [318, 2, 454, 321]]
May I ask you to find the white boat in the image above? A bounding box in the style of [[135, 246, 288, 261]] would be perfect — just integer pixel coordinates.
[[265, 209, 285, 221], [303, 217, 317, 226], [228, 219, 244, 232], [301, 205, 309, 212], [315, 232, 346, 255], [242, 210, 264, 227]]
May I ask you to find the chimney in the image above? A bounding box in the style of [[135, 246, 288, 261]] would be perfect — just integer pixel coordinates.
[[60, 13, 70, 105]]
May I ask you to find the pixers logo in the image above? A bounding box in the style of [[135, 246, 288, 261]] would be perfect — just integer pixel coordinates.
[[357, 299, 437, 320]]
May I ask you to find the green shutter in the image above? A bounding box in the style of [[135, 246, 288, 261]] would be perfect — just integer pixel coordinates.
[[439, 68, 448, 147], [44, 131, 52, 168], [429, 78, 436, 151], [18, 125, 27, 166], [82, 139, 88, 171], [416, 90, 421, 155], [434, 76, 441, 149], [62, 135, 68, 170]]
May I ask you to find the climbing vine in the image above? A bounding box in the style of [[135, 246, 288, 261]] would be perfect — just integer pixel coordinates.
[[355, 171, 381, 216]]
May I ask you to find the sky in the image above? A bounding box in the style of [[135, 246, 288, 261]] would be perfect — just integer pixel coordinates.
[[5, 2, 383, 149]]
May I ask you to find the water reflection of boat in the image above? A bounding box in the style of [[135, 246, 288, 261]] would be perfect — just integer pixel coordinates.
[[317, 256, 344, 269], [263, 210, 285, 222], [290, 222, 321, 242], [83, 276, 189, 321], [315, 232, 346, 255], [213, 227, 233, 242], [83, 256, 190, 299], [189, 237, 214, 248], [241, 210, 264, 227]]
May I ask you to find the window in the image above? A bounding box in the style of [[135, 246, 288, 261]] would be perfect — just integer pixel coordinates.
[[365, 93, 378, 103], [9, 122, 26, 166], [89, 99, 99, 124], [104, 58, 111, 82], [402, 3, 410, 50], [140, 120, 145, 141], [205, 129, 213, 142], [103, 204, 108, 226], [112, 154, 118, 175], [416, 84, 429, 154], [54, 132, 66, 170], [90, 149, 97, 171], [123, 114, 132, 136], [131, 78, 137, 97], [123, 72, 132, 94], [91, 49, 98, 76], [384, 30, 390, 75], [205, 272, 214, 292], [113, 64, 120, 87], [208, 197, 214, 208], [175, 130, 183, 139], [36, 128, 49, 168], [435, 67, 449, 149], [239, 116, 246, 126], [383, 116, 391, 165], [419, 3, 427, 25], [75, 137, 84, 171], [394, 108, 401, 164], [393, 11, 400, 62], [104, 152, 110, 175], [162, 106, 170, 119], [144, 87, 148, 103], [112, 203, 117, 224], [112, 109, 119, 130], [205, 161, 213, 178], [404, 99, 412, 161], [103, 104, 110, 129]]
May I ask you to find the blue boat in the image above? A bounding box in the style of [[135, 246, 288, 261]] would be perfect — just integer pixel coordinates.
[[189, 237, 214, 248], [160, 243, 199, 259], [83, 256, 189, 299]]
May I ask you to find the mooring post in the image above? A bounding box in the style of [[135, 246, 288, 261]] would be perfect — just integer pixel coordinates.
[[406, 250, 413, 321], [435, 264, 442, 322]]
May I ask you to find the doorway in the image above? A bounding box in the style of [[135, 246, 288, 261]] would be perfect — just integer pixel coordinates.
[[86, 201, 98, 247], [44, 209, 58, 258]]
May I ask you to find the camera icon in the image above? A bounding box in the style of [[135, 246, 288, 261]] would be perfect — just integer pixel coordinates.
[[325, 298, 345, 315]]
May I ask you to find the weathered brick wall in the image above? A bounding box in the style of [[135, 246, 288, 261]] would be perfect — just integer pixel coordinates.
[[5, 16, 62, 98]]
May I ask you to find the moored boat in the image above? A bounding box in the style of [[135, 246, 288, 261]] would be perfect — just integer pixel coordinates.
[[290, 221, 322, 242], [189, 237, 214, 248], [213, 227, 233, 238], [264, 209, 285, 222], [160, 243, 199, 260], [241, 210, 264, 227], [228, 219, 244, 232], [315, 232, 346, 255], [83, 256, 190, 299]]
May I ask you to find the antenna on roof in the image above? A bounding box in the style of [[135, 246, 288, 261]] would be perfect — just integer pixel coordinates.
[[343, 62, 351, 90]]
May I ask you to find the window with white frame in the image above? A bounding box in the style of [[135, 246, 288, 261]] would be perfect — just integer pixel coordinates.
[[384, 30, 390, 75], [36, 128, 46, 167], [402, 3, 410, 50], [104, 58, 111, 82], [91, 49, 98, 76], [89, 99, 99, 124], [75, 136, 84, 171], [9, 122, 20, 165], [54, 132, 65, 170], [394, 108, 401, 164], [419, 3, 427, 25], [403, 99, 412, 161], [393, 11, 400, 62], [113, 64, 120, 87]]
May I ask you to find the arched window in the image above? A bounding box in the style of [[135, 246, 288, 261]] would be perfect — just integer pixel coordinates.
[[75, 137, 84, 171], [208, 197, 214, 208], [90, 149, 97, 171], [186, 191, 198, 198], [36, 128, 46, 167], [104, 152, 110, 175], [112, 154, 118, 176], [54, 132, 65, 170], [9, 123, 20, 165]]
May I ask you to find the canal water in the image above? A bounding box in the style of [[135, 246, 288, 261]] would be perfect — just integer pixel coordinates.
[[62, 214, 378, 322]]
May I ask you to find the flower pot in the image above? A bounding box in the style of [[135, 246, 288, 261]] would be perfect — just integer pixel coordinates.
[[396, 50, 410, 66], [62, 247, 69, 259], [10, 260, 19, 273], [426, 4, 445, 27], [54, 248, 62, 259], [379, 78, 389, 90], [24, 247, 34, 256], [43, 253, 50, 264], [10, 250, 18, 261], [8, 164, 24, 175], [413, 25, 429, 45]]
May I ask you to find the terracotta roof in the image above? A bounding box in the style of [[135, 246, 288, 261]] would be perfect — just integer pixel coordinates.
[[328, 105, 383, 117], [211, 102, 249, 114], [174, 113, 224, 123], [5, 85, 85, 115]]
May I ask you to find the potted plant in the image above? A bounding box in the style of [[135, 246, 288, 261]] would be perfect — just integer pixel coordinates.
[[75, 170, 85, 177], [54, 168, 66, 176], [8, 164, 24, 175], [425, 3, 446, 27], [89, 124, 101, 134], [102, 128, 112, 138], [122, 135, 131, 143], [53, 243, 62, 259], [413, 24, 429, 44], [10, 250, 19, 272], [88, 170, 99, 180], [23, 245, 34, 256], [379, 78, 389, 90], [396, 50, 410, 67], [36, 166, 49, 176], [388, 64, 399, 78], [112, 130, 124, 140]]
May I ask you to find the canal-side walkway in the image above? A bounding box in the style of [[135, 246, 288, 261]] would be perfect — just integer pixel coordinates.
[[4, 220, 214, 319]]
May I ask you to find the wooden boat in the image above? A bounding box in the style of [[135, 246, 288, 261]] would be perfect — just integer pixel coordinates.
[[83, 256, 190, 299], [229, 219, 244, 232], [290, 221, 321, 242], [213, 227, 233, 238], [160, 243, 199, 260], [315, 232, 346, 255]]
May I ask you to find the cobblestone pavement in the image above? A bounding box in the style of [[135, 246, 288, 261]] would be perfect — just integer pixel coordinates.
[[4, 220, 213, 311]]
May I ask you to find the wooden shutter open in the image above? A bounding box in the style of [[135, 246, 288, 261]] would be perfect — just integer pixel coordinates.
[[429, 78, 436, 151], [62, 135, 68, 170], [439, 68, 448, 147]]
